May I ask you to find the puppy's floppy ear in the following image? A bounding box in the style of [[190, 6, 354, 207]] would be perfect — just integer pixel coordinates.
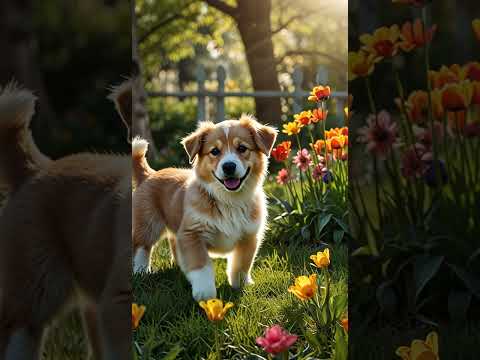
[[239, 114, 278, 156], [181, 121, 215, 163]]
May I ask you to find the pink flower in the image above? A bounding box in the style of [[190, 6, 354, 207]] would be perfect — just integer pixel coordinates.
[[312, 164, 328, 181], [256, 325, 298, 355], [276, 168, 290, 185], [357, 111, 400, 158], [401, 144, 430, 178], [413, 123, 444, 150], [293, 149, 313, 172]]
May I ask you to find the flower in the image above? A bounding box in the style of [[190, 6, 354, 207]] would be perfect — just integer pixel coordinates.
[[322, 170, 334, 184], [132, 303, 146, 330], [413, 123, 443, 150], [348, 51, 376, 80], [330, 135, 347, 149], [402, 90, 429, 123], [464, 62, 480, 81], [308, 85, 331, 102], [360, 25, 400, 60], [256, 325, 298, 355], [401, 144, 428, 179], [396, 331, 439, 360], [293, 149, 312, 172], [271, 141, 292, 162], [424, 160, 448, 188], [288, 274, 318, 300], [392, 0, 431, 7], [310, 248, 330, 268], [282, 121, 302, 136], [357, 111, 400, 158], [312, 139, 331, 154], [471, 81, 480, 105], [199, 299, 234, 322], [429, 65, 462, 89], [294, 110, 313, 126], [473, 19, 480, 41], [276, 168, 290, 185], [399, 19, 436, 52], [441, 80, 473, 112], [311, 108, 328, 122], [341, 317, 349, 332], [464, 122, 480, 138], [312, 164, 325, 180]]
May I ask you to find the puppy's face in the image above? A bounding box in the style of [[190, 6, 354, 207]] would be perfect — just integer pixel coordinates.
[[182, 115, 277, 193]]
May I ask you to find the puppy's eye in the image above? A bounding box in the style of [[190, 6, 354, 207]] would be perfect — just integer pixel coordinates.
[[210, 148, 221, 156], [238, 145, 247, 153]]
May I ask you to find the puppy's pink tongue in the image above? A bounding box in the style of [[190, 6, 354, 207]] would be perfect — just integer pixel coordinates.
[[224, 178, 240, 190]]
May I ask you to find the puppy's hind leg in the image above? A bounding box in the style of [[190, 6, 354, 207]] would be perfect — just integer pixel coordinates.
[[132, 208, 165, 273]]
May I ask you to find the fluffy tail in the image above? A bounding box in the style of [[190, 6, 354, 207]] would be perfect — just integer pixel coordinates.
[[108, 78, 133, 142], [0, 82, 50, 192], [132, 136, 153, 188]]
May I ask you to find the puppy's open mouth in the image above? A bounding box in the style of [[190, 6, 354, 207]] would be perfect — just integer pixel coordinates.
[[213, 167, 251, 191]]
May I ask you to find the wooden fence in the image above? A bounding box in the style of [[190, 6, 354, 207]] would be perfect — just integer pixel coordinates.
[[148, 64, 348, 122]]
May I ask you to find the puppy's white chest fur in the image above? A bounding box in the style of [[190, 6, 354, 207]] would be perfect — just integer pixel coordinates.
[[191, 196, 263, 254]]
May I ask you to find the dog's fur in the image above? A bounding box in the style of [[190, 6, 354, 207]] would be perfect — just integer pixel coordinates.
[[0, 82, 132, 360], [132, 116, 277, 301]]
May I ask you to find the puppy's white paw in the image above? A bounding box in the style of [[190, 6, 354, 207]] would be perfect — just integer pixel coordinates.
[[133, 247, 150, 274], [228, 271, 254, 289], [187, 263, 217, 301]]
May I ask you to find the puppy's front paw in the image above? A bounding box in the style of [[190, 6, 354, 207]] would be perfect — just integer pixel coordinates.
[[228, 271, 254, 289], [186, 263, 217, 301]]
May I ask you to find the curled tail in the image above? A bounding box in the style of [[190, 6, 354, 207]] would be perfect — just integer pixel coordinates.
[[132, 136, 153, 188], [0, 83, 50, 192]]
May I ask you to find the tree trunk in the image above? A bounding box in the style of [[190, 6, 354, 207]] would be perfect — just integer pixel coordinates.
[[132, 0, 158, 161], [0, 0, 56, 131], [236, 0, 281, 125]]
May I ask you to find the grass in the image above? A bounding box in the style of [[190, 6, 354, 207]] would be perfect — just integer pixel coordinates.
[[132, 236, 348, 360]]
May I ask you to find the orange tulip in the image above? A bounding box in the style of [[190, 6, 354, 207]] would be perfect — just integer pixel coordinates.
[[441, 81, 473, 112], [330, 135, 347, 149], [308, 85, 331, 102], [132, 303, 146, 330], [429, 65, 462, 89], [199, 299, 234, 322], [310, 249, 330, 268], [403, 90, 429, 123], [396, 331, 439, 360], [399, 19, 436, 52], [311, 108, 328, 123], [341, 317, 349, 332], [288, 274, 318, 301], [294, 110, 313, 126]]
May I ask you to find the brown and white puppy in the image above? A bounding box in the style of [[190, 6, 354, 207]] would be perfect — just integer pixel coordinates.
[[0, 82, 132, 360], [132, 116, 277, 301]]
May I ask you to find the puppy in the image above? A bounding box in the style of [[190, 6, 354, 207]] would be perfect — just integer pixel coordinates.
[[132, 115, 277, 301], [0, 82, 132, 360]]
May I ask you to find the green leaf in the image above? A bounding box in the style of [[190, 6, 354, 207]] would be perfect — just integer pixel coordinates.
[[316, 213, 333, 236], [333, 230, 345, 244], [334, 324, 348, 360], [414, 255, 444, 300], [331, 293, 348, 320]]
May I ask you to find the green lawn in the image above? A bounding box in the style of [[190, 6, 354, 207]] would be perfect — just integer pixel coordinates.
[[132, 236, 348, 360]]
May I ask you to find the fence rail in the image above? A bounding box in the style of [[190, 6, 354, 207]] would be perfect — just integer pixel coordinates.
[[148, 64, 347, 123]]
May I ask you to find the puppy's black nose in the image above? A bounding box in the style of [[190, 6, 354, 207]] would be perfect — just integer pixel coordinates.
[[222, 162, 236, 176]]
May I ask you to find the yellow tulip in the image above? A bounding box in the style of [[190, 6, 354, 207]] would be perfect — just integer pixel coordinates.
[[348, 51, 376, 81], [199, 299, 234, 322], [396, 331, 439, 360], [288, 274, 318, 300], [282, 121, 302, 136], [310, 248, 330, 268], [132, 303, 146, 330], [360, 25, 400, 60]]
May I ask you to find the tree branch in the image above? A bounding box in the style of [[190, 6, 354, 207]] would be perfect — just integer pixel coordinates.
[[203, 0, 238, 18], [276, 50, 347, 68], [139, 13, 184, 44]]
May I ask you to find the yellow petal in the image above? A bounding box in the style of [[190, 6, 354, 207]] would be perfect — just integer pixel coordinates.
[[395, 346, 411, 360], [425, 332, 439, 355]]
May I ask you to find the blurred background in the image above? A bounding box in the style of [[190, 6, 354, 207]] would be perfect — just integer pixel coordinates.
[[0, 0, 131, 158], [133, 0, 348, 167]]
